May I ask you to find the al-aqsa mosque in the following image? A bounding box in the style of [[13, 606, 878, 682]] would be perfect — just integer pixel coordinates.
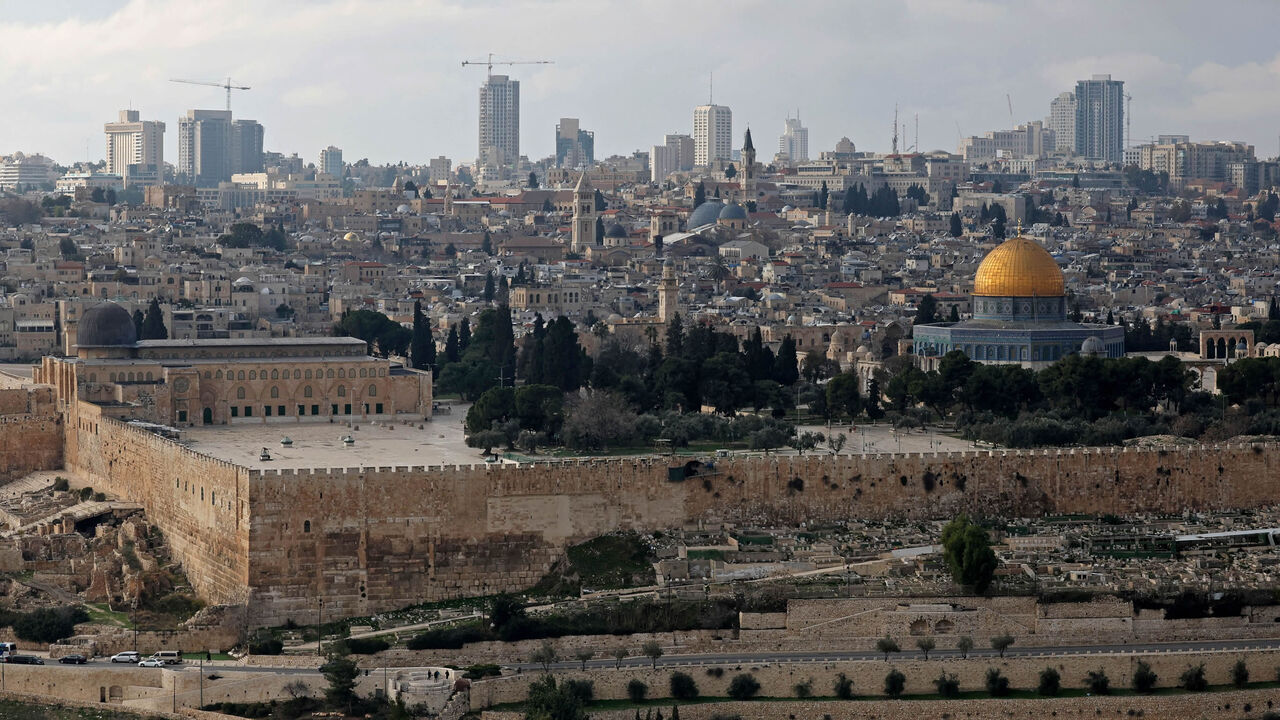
[[912, 231, 1124, 369]]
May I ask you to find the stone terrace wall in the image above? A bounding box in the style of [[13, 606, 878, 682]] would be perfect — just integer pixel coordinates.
[[469, 649, 1280, 707], [64, 402, 250, 606], [246, 442, 1280, 624], [0, 386, 62, 483]]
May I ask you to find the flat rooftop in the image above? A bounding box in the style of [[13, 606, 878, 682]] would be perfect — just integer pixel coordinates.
[[181, 415, 481, 470]]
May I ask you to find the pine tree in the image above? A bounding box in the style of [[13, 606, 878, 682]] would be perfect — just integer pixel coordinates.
[[949, 212, 962, 237], [527, 171, 538, 188], [481, 230, 493, 256], [693, 182, 706, 209], [410, 300, 436, 371], [141, 298, 167, 340], [595, 216, 605, 244], [666, 313, 684, 357], [949, 304, 960, 322], [483, 272, 496, 303]]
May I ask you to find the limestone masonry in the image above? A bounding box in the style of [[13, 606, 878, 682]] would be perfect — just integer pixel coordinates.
[[38, 393, 1280, 625]]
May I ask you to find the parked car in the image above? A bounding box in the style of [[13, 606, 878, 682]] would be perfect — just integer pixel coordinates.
[[138, 658, 165, 668], [110, 651, 140, 664], [152, 650, 182, 665], [5, 655, 44, 664], [58, 654, 87, 664]]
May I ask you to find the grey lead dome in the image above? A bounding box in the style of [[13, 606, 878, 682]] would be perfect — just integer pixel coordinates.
[[76, 302, 137, 347]]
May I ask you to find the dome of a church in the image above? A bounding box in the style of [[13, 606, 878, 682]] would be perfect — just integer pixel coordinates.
[[973, 235, 1064, 297], [77, 302, 137, 347], [718, 202, 748, 221], [688, 200, 725, 228], [605, 222, 628, 238]]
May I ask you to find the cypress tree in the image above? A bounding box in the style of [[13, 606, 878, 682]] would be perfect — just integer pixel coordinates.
[[410, 300, 435, 371], [444, 326, 460, 363], [950, 212, 962, 237], [132, 309, 144, 340], [141, 298, 167, 340], [459, 317, 471, 352]]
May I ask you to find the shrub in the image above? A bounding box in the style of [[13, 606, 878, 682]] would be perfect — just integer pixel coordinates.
[[833, 672, 854, 700], [626, 679, 648, 703], [670, 672, 698, 700], [1038, 667, 1060, 696], [1179, 664, 1207, 692], [705, 667, 724, 678], [79, 486, 94, 501], [406, 624, 490, 650], [793, 678, 813, 698], [1231, 659, 1249, 688], [985, 667, 1009, 697], [52, 477, 69, 492], [1131, 661, 1157, 694], [343, 637, 389, 655], [563, 679, 594, 704], [727, 674, 760, 700], [247, 633, 283, 655], [884, 669, 906, 698], [934, 672, 960, 698], [93, 492, 107, 502], [463, 664, 502, 680], [13, 607, 89, 643], [1085, 669, 1110, 695]]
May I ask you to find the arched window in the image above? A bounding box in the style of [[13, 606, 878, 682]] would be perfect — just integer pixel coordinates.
[[368, 384, 377, 397], [326, 369, 334, 378], [237, 370, 245, 380], [338, 368, 345, 378], [293, 370, 301, 379], [303, 520, 311, 533], [303, 385, 313, 398], [249, 370, 257, 380], [271, 369, 278, 379], [236, 387, 246, 399], [270, 386, 279, 399], [305, 370, 313, 379], [146, 372, 153, 381], [359, 368, 367, 378], [337, 386, 346, 397], [215, 370, 223, 379], [204, 371, 211, 379]]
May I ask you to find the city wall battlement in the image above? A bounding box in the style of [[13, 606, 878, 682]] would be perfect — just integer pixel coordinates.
[[50, 400, 1280, 625]]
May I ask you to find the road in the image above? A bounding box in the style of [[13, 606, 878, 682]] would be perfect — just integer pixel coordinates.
[[33, 636, 1280, 679]]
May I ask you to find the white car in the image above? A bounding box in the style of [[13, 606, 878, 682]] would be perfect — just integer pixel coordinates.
[[110, 651, 139, 664], [138, 657, 164, 668]]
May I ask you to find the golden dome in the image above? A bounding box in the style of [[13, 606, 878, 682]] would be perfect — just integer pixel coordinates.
[[972, 235, 1064, 297], [343, 232, 360, 242]]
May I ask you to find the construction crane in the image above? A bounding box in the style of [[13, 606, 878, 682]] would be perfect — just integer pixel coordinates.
[[1006, 93, 1014, 124], [170, 77, 251, 112], [460, 52, 553, 78]]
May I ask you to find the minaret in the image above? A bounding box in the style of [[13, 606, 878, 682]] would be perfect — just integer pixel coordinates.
[[658, 257, 679, 323], [571, 172, 596, 254], [740, 128, 756, 201]]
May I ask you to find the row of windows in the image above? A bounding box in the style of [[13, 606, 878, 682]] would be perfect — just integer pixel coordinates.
[[203, 366, 385, 381], [233, 384, 377, 399], [228, 403, 384, 418]]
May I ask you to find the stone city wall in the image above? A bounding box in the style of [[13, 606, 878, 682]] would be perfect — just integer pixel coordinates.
[[63, 401, 251, 606], [45, 405, 1280, 624], [0, 386, 62, 483], [245, 442, 1280, 624]]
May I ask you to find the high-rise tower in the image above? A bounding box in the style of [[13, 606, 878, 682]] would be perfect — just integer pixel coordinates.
[[1074, 75, 1124, 163], [778, 114, 809, 162], [693, 104, 732, 166], [479, 75, 520, 167], [104, 110, 165, 187]]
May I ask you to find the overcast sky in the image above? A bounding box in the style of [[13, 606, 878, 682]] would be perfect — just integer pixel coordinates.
[[4, 0, 1280, 167]]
